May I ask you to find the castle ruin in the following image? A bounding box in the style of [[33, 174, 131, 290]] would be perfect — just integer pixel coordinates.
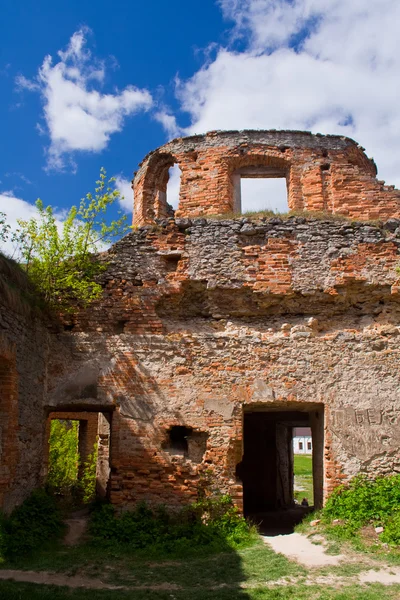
[[1, 130, 400, 516]]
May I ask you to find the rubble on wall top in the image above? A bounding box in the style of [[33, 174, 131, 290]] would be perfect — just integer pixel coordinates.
[[138, 128, 364, 166]]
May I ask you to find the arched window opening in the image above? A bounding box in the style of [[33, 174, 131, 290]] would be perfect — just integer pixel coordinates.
[[152, 157, 182, 220], [233, 165, 289, 215]]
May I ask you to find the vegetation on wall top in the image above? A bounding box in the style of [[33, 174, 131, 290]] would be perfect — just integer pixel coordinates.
[[0, 169, 129, 311]]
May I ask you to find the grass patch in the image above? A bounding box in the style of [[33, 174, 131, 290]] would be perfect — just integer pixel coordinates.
[[0, 539, 303, 590], [293, 454, 314, 504], [1, 581, 400, 600], [194, 209, 385, 226]]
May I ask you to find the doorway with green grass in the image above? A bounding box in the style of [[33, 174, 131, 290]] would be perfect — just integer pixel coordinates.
[[241, 403, 324, 534]]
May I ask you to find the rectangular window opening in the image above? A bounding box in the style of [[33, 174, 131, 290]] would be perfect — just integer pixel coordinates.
[[233, 168, 289, 215]]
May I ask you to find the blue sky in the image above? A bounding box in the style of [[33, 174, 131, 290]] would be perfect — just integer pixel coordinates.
[[1, 0, 400, 249], [0, 1, 225, 220]]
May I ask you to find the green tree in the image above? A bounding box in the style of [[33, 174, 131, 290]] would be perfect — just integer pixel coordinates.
[[47, 420, 80, 493], [79, 443, 99, 503], [12, 168, 128, 309]]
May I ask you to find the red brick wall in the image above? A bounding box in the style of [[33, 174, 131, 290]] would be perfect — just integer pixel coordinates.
[[0, 351, 19, 509]]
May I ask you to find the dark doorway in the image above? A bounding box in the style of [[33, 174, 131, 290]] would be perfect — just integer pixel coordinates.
[[241, 403, 324, 533]]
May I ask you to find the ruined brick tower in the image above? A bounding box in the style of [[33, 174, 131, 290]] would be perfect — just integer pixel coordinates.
[[133, 130, 400, 224], [1, 130, 400, 516]]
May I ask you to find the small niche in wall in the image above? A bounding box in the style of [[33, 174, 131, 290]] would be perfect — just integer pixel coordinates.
[[163, 426, 208, 462], [115, 320, 128, 334], [161, 253, 181, 272], [165, 425, 193, 454]]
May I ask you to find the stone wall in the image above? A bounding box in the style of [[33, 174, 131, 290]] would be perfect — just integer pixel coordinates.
[[132, 130, 400, 225], [46, 215, 400, 511]]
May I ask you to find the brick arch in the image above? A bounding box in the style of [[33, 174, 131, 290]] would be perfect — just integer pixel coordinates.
[[134, 151, 180, 223]]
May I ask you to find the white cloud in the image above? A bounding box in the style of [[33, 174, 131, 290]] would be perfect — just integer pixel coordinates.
[[15, 74, 39, 92], [241, 178, 288, 213], [114, 176, 133, 213], [17, 28, 153, 170], [0, 193, 42, 256], [166, 164, 182, 209], [154, 111, 182, 139], [170, 0, 400, 211]]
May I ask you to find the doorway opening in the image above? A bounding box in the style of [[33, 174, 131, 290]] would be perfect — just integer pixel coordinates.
[[293, 426, 313, 506], [45, 411, 111, 506], [240, 403, 324, 534]]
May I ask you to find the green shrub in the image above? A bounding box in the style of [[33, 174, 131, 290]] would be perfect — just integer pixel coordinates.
[[89, 495, 254, 555], [0, 512, 6, 563], [47, 420, 98, 504], [324, 474, 400, 525], [381, 512, 400, 546], [4, 489, 64, 559], [322, 474, 400, 542]]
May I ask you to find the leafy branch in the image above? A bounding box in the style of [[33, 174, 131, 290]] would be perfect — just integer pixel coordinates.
[[2, 168, 130, 310]]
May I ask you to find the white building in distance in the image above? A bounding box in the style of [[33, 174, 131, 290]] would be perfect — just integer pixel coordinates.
[[293, 427, 312, 455]]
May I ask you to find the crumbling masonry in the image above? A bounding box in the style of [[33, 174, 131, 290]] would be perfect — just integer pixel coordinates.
[[2, 130, 400, 515]]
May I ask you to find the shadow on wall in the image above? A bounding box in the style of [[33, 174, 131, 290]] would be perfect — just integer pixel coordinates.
[[106, 351, 217, 507], [46, 340, 219, 509]]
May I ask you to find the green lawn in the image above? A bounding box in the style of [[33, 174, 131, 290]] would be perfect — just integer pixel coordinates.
[[0, 539, 304, 589], [2, 511, 400, 599], [293, 454, 314, 504], [1, 580, 400, 600]]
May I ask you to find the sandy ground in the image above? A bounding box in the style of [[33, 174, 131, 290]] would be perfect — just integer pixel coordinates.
[[262, 532, 345, 567]]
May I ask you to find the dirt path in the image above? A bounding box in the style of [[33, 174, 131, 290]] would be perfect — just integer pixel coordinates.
[[0, 570, 124, 590], [359, 567, 400, 585], [0, 570, 181, 591], [262, 532, 400, 586], [63, 517, 88, 546], [2, 564, 400, 591], [262, 532, 345, 567]]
